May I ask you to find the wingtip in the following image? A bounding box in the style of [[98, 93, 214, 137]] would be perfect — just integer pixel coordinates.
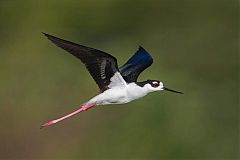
[[138, 45, 144, 50], [42, 32, 47, 35], [138, 45, 148, 52], [42, 32, 51, 38], [42, 32, 60, 43]]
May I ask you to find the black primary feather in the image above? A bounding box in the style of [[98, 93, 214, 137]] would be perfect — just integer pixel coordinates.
[[43, 33, 119, 92]]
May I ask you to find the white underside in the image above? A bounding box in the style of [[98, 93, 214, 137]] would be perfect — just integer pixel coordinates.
[[87, 82, 148, 105]]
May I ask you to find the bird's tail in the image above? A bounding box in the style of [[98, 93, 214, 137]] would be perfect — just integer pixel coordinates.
[[40, 103, 96, 129]]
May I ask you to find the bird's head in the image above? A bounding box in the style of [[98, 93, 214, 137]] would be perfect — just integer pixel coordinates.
[[140, 80, 183, 94]]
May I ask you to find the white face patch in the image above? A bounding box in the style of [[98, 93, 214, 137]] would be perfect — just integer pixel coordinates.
[[159, 82, 163, 86], [152, 81, 158, 84]]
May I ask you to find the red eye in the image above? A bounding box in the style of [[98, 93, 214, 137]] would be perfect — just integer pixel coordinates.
[[151, 83, 159, 88]]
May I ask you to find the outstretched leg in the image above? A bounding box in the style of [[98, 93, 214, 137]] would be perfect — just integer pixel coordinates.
[[41, 103, 96, 128]]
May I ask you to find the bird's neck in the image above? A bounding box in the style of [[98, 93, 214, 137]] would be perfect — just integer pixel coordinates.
[[133, 81, 152, 94]]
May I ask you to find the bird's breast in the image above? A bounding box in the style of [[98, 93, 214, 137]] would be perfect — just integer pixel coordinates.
[[95, 88, 129, 105], [90, 83, 148, 105], [126, 83, 148, 100]]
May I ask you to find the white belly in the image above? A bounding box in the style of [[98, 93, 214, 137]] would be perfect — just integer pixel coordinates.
[[87, 83, 148, 105]]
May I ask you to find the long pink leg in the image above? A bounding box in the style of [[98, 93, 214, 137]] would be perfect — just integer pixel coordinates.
[[41, 103, 96, 128]]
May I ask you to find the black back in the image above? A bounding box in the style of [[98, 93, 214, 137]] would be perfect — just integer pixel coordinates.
[[43, 33, 119, 92]]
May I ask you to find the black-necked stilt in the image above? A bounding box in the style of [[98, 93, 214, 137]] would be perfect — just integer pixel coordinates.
[[41, 33, 183, 128]]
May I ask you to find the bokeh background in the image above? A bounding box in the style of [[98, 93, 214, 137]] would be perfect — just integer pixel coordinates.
[[0, 0, 238, 159]]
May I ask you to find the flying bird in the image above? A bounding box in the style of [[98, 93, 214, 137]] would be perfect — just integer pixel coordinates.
[[41, 33, 183, 128]]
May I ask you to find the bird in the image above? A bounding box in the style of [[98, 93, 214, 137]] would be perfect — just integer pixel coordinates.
[[41, 33, 183, 128]]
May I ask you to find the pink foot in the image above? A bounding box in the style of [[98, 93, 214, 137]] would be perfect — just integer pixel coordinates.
[[41, 103, 96, 129]]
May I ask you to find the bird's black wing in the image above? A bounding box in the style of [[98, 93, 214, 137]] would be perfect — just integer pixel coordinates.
[[43, 33, 122, 92], [119, 46, 153, 83]]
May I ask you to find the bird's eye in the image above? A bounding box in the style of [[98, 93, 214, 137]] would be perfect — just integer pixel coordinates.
[[151, 82, 159, 88]]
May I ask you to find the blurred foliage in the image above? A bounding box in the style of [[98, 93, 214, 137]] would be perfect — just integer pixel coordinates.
[[0, 0, 238, 159]]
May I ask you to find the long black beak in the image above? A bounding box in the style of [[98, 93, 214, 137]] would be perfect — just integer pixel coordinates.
[[163, 87, 183, 94]]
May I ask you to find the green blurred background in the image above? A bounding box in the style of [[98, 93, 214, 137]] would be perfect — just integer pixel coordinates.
[[0, 0, 238, 159]]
